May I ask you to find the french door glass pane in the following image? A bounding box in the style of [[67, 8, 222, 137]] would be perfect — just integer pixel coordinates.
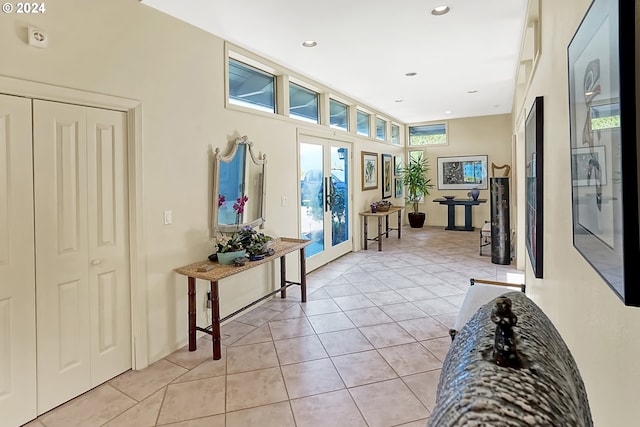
[[300, 143, 324, 257], [330, 147, 349, 246]]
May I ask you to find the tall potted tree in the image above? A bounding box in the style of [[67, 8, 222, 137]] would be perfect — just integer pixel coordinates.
[[402, 152, 434, 228]]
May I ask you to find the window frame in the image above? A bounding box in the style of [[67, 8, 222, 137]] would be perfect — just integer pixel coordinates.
[[329, 98, 350, 131], [391, 123, 401, 145], [357, 109, 371, 137], [227, 57, 277, 114], [375, 117, 387, 141], [408, 122, 448, 146], [288, 81, 320, 124]]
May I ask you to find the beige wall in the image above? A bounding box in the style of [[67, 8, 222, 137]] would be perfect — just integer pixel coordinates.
[[513, 1, 640, 425], [420, 114, 513, 229], [0, 0, 405, 362], [4, 1, 635, 424]]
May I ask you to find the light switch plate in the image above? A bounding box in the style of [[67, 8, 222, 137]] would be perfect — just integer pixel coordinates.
[[164, 210, 173, 225]]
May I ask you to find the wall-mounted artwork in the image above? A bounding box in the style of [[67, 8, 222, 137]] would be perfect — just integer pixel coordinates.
[[568, 0, 640, 306], [381, 154, 392, 199], [394, 156, 402, 176], [437, 155, 488, 190], [525, 96, 544, 279], [394, 178, 404, 198], [361, 151, 378, 190]]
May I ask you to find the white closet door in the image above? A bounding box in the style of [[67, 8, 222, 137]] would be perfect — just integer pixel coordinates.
[[0, 95, 37, 426], [86, 107, 131, 385], [34, 100, 92, 413], [33, 100, 131, 413]]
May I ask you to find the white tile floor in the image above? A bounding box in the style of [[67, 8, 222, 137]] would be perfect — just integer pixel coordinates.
[[25, 225, 521, 427]]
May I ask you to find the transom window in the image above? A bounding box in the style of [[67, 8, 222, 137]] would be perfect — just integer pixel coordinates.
[[391, 124, 400, 145], [376, 117, 387, 141], [357, 110, 370, 137], [409, 123, 447, 145], [330, 99, 349, 131], [289, 82, 319, 123], [228, 58, 276, 113]]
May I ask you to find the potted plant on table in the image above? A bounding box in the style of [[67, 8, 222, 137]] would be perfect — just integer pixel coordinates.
[[212, 226, 274, 265], [401, 152, 434, 228]]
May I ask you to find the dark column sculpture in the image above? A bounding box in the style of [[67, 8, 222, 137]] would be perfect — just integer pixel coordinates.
[[490, 177, 510, 265]]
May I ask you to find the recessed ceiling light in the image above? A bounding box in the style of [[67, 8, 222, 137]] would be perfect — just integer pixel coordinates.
[[467, 90, 478, 94], [302, 40, 317, 47], [395, 99, 404, 103], [445, 110, 452, 114], [405, 72, 417, 77], [431, 5, 450, 15]]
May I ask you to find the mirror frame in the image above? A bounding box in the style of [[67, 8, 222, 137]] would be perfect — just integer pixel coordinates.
[[212, 135, 267, 234]]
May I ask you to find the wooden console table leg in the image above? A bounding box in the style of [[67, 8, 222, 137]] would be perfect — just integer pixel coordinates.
[[397, 209, 402, 239], [377, 217, 383, 251], [188, 276, 196, 351], [300, 247, 307, 303], [211, 280, 221, 360], [363, 215, 368, 250], [280, 255, 287, 299], [385, 214, 390, 238]]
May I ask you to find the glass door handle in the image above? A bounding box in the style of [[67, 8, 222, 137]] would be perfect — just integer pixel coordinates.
[[324, 177, 330, 212]]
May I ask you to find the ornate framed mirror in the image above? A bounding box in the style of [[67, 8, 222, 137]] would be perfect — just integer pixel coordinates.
[[212, 136, 267, 233]]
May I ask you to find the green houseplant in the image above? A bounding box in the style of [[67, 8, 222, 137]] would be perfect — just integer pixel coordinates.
[[402, 152, 434, 228]]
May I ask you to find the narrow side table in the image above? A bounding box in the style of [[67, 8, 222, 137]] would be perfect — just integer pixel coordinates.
[[359, 206, 403, 251]]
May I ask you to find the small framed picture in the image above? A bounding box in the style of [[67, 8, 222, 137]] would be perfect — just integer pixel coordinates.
[[361, 151, 378, 190], [394, 156, 403, 176], [382, 154, 392, 199], [394, 178, 404, 198]]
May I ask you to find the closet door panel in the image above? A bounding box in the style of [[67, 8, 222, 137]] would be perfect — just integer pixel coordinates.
[[0, 94, 37, 427], [33, 100, 91, 413], [86, 107, 131, 385]]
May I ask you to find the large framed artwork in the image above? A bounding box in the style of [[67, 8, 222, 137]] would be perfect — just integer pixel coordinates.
[[568, 0, 640, 306], [361, 151, 378, 191], [381, 154, 392, 199], [525, 96, 544, 279], [437, 155, 488, 190]]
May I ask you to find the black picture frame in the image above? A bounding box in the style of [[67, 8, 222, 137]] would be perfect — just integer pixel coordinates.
[[568, 0, 640, 306], [525, 96, 543, 279], [381, 154, 392, 199]]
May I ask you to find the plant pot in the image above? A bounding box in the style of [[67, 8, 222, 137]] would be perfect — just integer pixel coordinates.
[[408, 212, 426, 228], [216, 250, 246, 265]]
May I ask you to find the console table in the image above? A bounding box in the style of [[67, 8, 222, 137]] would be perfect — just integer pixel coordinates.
[[359, 206, 403, 251], [174, 237, 311, 360], [433, 198, 486, 231]]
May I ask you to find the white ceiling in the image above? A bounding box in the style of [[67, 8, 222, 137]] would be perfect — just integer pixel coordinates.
[[141, 0, 528, 124]]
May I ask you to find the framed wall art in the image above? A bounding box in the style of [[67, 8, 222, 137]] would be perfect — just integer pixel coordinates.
[[381, 153, 393, 199], [394, 178, 404, 198], [437, 155, 488, 190], [394, 155, 402, 176], [361, 151, 378, 190], [568, 0, 639, 306], [525, 96, 544, 279]]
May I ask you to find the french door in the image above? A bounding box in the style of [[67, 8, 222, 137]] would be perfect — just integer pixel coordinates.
[[299, 135, 352, 270]]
